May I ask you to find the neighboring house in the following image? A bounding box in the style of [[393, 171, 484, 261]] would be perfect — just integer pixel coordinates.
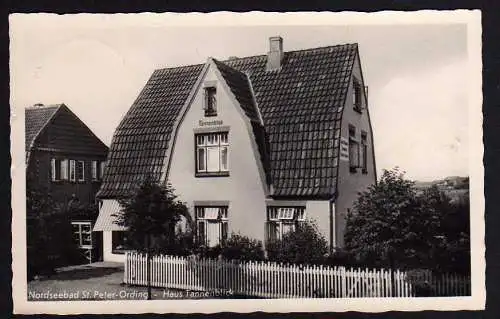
[[94, 37, 377, 262], [26, 103, 109, 262]]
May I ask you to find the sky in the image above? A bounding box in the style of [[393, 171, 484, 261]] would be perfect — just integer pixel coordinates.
[[10, 13, 475, 182]]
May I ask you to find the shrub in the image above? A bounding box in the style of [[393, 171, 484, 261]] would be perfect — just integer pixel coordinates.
[[27, 208, 83, 278], [321, 248, 361, 268], [194, 245, 222, 259], [220, 233, 265, 261], [266, 220, 328, 264], [405, 269, 435, 297]]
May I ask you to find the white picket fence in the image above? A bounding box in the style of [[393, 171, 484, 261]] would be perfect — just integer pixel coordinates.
[[124, 252, 470, 298]]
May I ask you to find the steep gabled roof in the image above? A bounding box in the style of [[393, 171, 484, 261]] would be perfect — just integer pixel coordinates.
[[25, 104, 61, 151], [213, 58, 272, 186], [25, 104, 109, 164], [99, 64, 204, 197], [98, 43, 358, 199]]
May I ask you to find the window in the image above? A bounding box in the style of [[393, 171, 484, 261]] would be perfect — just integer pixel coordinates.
[[195, 206, 228, 247], [76, 160, 85, 182], [349, 125, 359, 172], [91, 160, 106, 181], [51, 158, 69, 181], [51, 158, 60, 181], [61, 159, 68, 180], [100, 161, 106, 179], [112, 231, 132, 254], [265, 206, 306, 242], [204, 86, 217, 117], [361, 132, 368, 174], [353, 77, 362, 112], [196, 132, 229, 176], [69, 160, 76, 182], [71, 221, 92, 248], [92, 161, 98, 181]]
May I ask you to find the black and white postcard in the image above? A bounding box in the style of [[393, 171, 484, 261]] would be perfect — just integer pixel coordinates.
[[10, 10, 484, 314]]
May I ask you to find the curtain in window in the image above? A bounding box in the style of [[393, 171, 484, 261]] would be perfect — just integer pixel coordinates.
[[61, 159, 68, 180], [220, 146, 228, 171], [206, 221, 220, 247], [197, 148, 206, 171], [92, 161, 98, 180], [51, 159, 56, 181], [281, 223, 295, 237], [206, 147, 219, 171], [266, 221, 278, 242]]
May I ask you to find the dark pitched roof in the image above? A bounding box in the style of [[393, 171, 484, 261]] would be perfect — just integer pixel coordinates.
[[98, 64, 204, 197], [98, 43, 358, 199], [25, 104, 109, 162], [25, 104, 60, 151]]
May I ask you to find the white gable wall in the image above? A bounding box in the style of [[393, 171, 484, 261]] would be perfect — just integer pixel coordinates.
[[335, 52, 377, 248], [167, 62, 268, 242]]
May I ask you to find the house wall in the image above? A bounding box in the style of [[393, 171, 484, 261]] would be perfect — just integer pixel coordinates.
[[28, 106, 108, 208], [305, 200, 331, 245], [28, 149, 106, 207], [167, 63, 268, 242], [102, 231, 125, 263], [335, 53, 377, 248]]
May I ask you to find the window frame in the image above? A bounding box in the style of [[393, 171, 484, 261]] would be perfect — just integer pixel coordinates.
[[352, 77, 363, 113], [69, 159, 76, 182], [71, 221, 93, 249], [51, 158, 69, 182], [60, 159, 68, 180], [111, 231, 132, 255], [361, 131, 368, 174], [266, 206, 306, 242], [195, 132, 229, 177], [99, 161, 106, 180], [76, 160, 85, 182], [348, 125, 360, 173], [91, 160, 98, 181], [51, 158, 60, 182], [195, 206, 229, 247], [203, 86, 217, 117]]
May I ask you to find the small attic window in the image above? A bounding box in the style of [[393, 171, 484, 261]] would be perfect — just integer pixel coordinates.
[[203, 86, 217, 117], [352, 77, 362, 113]]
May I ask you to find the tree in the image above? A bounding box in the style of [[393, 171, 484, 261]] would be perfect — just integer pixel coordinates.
[[26, 174, 79, 278], [344, 168, 441, 270], [345, 168, 470, 274], [266, 220, 329, 264], [113, 177, 192, 255], [425, 187, 470, 274], [113, 177, 191, 299]]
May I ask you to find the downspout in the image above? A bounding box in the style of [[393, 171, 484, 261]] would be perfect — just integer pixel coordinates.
[[329, 193, 336, 254]]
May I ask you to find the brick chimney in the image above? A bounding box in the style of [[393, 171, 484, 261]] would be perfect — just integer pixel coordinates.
[[266, 36, 284, 72]]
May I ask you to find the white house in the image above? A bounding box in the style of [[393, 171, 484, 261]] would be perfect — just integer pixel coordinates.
[[93, 37, 376, 262]]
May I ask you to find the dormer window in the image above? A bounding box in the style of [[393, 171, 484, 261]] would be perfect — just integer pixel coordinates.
[[353, 77, 362, 113], [203, 86, 217, 117]]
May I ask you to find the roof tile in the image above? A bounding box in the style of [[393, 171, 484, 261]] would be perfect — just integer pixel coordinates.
[[98, 43, 358, 199]]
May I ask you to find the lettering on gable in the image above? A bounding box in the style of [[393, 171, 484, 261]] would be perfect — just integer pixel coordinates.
[[340, 137, 349, 161], [199, 119, 223, 127]]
